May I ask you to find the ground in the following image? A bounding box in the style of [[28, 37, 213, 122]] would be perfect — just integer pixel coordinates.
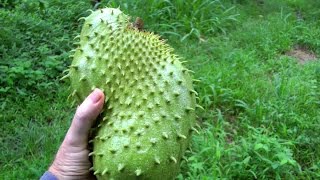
[[286, 45, 317, 64]]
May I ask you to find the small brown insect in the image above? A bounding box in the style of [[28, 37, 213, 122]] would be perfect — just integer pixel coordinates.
[[133, 17, 144, 31]]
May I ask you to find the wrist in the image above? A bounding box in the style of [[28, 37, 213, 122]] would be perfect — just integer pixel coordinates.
[[48, 162, 64, 180]]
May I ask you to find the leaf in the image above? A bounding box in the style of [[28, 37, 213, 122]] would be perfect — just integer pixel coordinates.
[[242, 156, 251, 165], [272, 162, 279, 169], [0, 87, 10, 93], [254, 143, 269, 151], [280, 159, 288, 165]]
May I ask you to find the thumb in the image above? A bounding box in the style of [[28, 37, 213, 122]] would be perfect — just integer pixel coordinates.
[[64, 88, 105, 147]]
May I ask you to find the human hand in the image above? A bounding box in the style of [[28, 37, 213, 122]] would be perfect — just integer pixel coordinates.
[[48, 89, 104, 180]]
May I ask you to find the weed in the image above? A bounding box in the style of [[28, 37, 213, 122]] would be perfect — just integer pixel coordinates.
[[101, 0, 239, 41]]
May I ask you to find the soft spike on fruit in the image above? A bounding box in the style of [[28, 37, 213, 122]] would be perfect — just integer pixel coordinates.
[[118, 163, 125, 172], [182, 156, 189, 162], [73, 35, 80, 40], [78, 17, 86, 21], [177, 133, 187, 140], [154, 157, 161, 165], [196, 104, 205, 110], [192, 79, 201, 83], [60, 74, 69, 81], [135, 169, 142, 176], [189, 89, 198, 96], [102, 168, 108, 175], [86, 9, 94, 14], [162, 132, 169, 140], [170, 156, 177, 164], [191, 127, 200, 135]]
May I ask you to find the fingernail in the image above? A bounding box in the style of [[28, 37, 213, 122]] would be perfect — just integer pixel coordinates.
[[89, 89, 102, 103]]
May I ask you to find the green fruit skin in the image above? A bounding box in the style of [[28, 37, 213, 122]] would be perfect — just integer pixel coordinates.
[[69, 8, 197, 180]]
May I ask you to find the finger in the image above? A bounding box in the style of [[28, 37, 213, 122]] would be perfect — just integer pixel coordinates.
[[65, 88, 105, 147]]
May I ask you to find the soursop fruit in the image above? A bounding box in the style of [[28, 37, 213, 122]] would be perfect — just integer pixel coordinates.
[[66, 7, 199, 180]]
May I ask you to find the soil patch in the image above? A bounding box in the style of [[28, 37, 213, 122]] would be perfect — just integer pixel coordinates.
[[286, 45, 317, 64]]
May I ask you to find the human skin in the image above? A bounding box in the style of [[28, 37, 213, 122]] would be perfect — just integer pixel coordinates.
[[48, 89, 105, 180]]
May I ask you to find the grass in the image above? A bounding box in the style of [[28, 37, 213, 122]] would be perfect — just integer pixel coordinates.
[[1, 0, 320, 179], [0, 87, 72, 178]]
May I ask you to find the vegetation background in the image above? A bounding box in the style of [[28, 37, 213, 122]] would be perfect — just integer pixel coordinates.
[[1, 0, 319, 179]]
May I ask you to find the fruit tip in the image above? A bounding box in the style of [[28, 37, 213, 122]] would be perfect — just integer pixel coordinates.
[[77, 17, 86, 21]]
